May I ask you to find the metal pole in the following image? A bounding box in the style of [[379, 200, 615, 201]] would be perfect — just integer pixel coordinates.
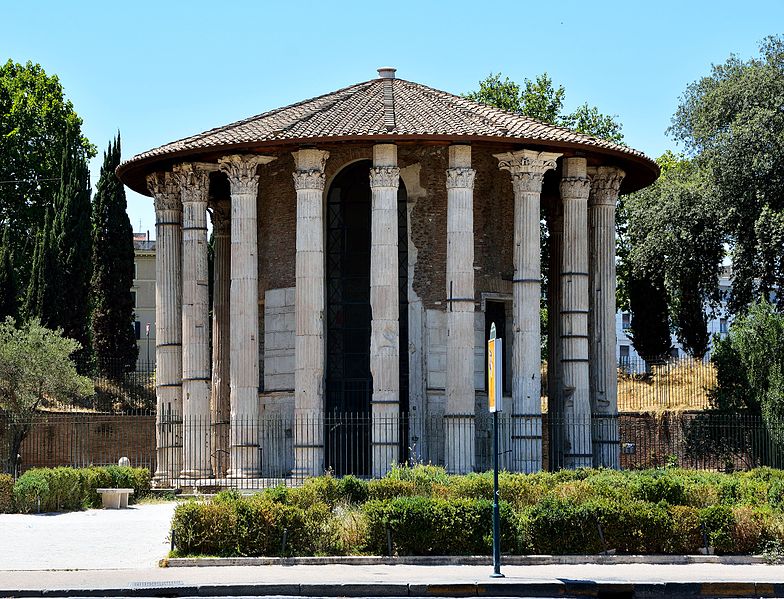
[[491, 408, 504, 578]]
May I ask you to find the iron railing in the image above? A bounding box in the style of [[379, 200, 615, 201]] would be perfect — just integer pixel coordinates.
[[4, 411, 782, 486]]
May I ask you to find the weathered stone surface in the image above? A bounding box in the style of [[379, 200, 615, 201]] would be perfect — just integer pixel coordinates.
[[146, 171, 183, 483], [589, 166, 625, 468]]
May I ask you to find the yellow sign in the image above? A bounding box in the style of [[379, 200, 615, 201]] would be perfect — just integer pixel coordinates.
[[488, 334, 503, 413]]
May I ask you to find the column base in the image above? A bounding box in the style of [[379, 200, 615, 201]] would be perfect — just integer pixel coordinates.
[[179, 468, 214, 479], [228, 445, 261, 478], [293, 445, 325, 480]]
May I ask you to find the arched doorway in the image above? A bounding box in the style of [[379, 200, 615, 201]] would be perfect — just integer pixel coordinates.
[[324, 160, 408, 474]]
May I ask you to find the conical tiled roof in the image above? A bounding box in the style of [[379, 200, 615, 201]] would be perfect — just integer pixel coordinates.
[[118, 72, 658, 194]]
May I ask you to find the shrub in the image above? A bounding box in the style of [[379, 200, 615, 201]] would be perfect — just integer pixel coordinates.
[[0, 473, 13, 513], [522, 497, 604, 554], [12, 466, 150, 513], [700, 505, 735, 554], [367, 478, 417, 500], [667, 505, 703, 554], [337, 475, 369, 504], [363, 496, 515, 555], [172, 500, 237, 556], [730, 506, 766, 554], [12, 470, 49, 513], [635, 472, 686, 505]]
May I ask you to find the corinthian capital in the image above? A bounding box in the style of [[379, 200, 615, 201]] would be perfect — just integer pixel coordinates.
[[218, 154, 276, 196], [589, 166, 626, 206], [495, 149, 562, 195], [446, 167, 476, 190], [369, 166, 400, 188], [292, 148, 329, 191], [173, 162, 217, 204], [147, 171, 181, 213], [560, 176, 591, 200]]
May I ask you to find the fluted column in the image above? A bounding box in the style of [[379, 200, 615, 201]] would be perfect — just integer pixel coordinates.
[[175, 163, 215, 479], [496, 150, 561, 473], [218, 153, 276, 478], [292, 148, 329, 478], [147, 172, 183, 484], [559, 157, 592, 469], [369, 144, 400, 477], [210, 199, 231, 477], [546, 203, 565, 470], [588, 166, 625, 468], [445, 145, 476, 474]]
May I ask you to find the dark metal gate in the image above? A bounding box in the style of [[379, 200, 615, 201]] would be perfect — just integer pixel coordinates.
[[325, 160, 408, 475]]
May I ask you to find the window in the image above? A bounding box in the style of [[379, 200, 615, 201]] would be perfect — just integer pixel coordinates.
[[720, 318, 728, 334], [131, 290, 137, 308], [619, 345, 630, 367], [621, 312, 631, 330], [134, 321, 141, 340], [670, 347, 680, 359]]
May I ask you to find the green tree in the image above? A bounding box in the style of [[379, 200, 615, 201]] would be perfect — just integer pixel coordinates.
[[0, 317, 92, 473], [621, 152, 724, 358], [0, 60, 94, 292], [626, 272, 672, 363], [465, 72, 621, 140], [709, 302, 784, 441], [669, 35, 784, 313], [90, 134, 138, 377], [24, 210, 60, 329], [0, 226, 17, 321], [51, 132, 93, 363]]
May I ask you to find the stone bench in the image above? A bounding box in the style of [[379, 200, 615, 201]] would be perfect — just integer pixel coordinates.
[[96, 488, 134, 509]]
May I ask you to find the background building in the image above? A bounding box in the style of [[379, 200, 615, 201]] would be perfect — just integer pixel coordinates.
[[132, 231, 156, 369]]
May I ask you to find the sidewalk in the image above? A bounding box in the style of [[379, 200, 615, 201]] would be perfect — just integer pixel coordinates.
[[4, 563, 784, 597], [0, 501, 175, 570], [3, 502, 784, 597]]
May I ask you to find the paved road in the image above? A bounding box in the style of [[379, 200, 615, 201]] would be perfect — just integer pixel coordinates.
[[0, 502, 176, 570]]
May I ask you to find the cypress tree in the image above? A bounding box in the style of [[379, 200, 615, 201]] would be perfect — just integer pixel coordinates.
[[628, 272, 672, 365], [90, 134, 138, 377], [52, 133, 93, 364], [24, 210, 59, 329], [0, 225, 17, 320]]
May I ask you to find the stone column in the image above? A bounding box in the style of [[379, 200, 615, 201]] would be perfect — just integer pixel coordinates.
[[210, 199, 231, 477], [445, 145, 476, 474], [546, 202, 565, 470], [292, 148, 329, 478], [146, 172, 183, 484], [559, 157, 593, 469], [496, 150, 561, 473], [369, 144, 400, 477], [218, 153, 276, 478], [175, 163, 215, 479], [588, 166, 625, 468]]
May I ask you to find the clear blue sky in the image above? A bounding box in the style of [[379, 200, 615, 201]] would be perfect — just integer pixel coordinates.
[[3, 0, 781, 237]]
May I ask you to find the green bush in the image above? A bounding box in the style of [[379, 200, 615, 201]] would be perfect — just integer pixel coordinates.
[[12, 470, 49, 513], [700, 505, 735, 554], [0, 473, 14, 513], [363, 495, 516, 555], [172, 493, 332, 557], [168, 467, 784, 557], [11, 466, 150, 513]]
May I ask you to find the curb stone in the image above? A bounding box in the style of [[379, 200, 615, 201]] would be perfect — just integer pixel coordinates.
[[1, 581, 781, 598]]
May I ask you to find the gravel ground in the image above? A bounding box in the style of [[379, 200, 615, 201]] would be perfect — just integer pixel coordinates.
[[0, 502, 176, 570]]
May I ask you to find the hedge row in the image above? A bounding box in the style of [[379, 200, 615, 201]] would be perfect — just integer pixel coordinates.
[[1, 466, 150, 513], [171, 466, 784, 557]]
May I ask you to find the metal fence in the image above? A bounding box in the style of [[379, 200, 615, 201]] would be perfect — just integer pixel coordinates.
[[4, 411, 782, 486]]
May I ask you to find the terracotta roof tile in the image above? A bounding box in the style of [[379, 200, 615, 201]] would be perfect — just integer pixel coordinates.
[[118, 75, 658, 193]]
